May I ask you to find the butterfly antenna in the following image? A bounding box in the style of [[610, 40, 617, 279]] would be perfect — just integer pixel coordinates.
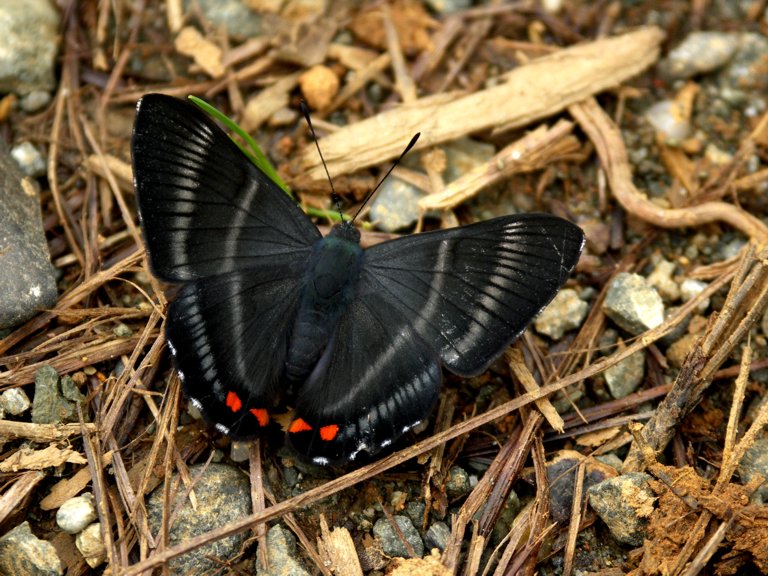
[[301, 101, 344, 222], [351, 132, 420, 223]]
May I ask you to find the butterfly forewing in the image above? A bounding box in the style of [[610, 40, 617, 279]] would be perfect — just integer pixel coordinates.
[[361, 214, 585, 376], [132, 94, 321, 283]]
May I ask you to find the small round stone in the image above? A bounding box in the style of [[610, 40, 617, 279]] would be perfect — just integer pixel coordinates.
[[299, 65, 339, 110], [75, 523, 107, 568], [56, 494, 97, 535]]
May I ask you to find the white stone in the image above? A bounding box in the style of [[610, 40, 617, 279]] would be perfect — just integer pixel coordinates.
[[56, 494, 97, 534]]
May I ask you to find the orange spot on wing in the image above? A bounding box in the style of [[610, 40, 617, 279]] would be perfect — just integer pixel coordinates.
[[319, 424, 340, 441], [249, 408, 270, 427], [225, 391, 242, 412], [288, 418, 312, 433]]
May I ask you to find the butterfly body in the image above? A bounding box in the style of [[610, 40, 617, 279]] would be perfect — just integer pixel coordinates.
[[132, 94, 585, 465], [286, 224, 363, 384]]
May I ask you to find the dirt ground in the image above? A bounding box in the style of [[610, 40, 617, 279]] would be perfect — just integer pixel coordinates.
[[2, 1, 768, 575]]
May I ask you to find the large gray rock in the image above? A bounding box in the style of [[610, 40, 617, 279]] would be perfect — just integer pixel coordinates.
[[0, 148, 57, 330], [147, 463, 252, 575], [0, 521, 62, 576]]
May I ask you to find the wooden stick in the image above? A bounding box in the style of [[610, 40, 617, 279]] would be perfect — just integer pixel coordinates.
[[299, 27, 665, 179]]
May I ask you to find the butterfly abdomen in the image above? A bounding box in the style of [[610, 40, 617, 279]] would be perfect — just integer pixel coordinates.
[[284, 231, 364, 383]]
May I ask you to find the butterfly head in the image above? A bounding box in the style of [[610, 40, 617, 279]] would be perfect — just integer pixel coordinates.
[[329, 220, 361, 245]]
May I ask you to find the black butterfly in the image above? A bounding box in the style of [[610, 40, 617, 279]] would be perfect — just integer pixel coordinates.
[[132, 94, 584, 465]]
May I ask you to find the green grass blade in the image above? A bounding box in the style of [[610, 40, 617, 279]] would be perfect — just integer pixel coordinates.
[[188, 95, 291, 196]]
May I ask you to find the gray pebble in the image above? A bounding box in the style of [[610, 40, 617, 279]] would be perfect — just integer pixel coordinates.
[[0, 1, 59, 95], [425, 0, 472, 14], [442, 137, 496, 183], [369, 177, 423, 232], [229, 439, 250, 463], [534, 288, 588, 340], [60, 375, 85, 404], [31, 366, 77, 425], [644, 100, 690, 141], [547, 451, 615, 525], [19, 91, 52, 113], [424, 521, 451, 552], [405, 500, 426, 526], [257, 524, 310, 576], [11, 143, 46, 178], [604, 348, 645, 399], [659, 31, 739, 80], [738, 438, 768, 504], [0, 387, 31, 415], [183, 0, 261, 41], [373, 515, 424, 558], [112, 323, 133, 338], [680, 278, 710, 312], [445, 466, 471, 499], [660, 306, 691, 346], [74, 523, 106, 568], [588, 472, 656, 546], [647, 258, 680, 302], [595, 453, 623, 472], [719, 33, 768, 93], [603, 273, 664, 335]]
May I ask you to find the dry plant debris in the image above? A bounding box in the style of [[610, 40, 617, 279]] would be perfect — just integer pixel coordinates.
[[0, 1, 768, 575]]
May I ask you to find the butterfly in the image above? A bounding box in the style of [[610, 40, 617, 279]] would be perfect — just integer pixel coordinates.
[[131, 94, 585, 465]]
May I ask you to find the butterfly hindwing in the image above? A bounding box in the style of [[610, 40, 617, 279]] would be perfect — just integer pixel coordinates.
[[132, 94, 320, 436], [361, 214, 585, 376], [132, 94, 321, 283], [288, 291, 441, 465], [167, 266, 307, 437]]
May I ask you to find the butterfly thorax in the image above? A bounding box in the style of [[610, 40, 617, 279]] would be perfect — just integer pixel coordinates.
[[284, 225, 363, 384]]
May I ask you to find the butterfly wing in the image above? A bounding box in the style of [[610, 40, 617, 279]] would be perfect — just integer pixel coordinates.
[[132, 94, 322, 437], [289, 213, 583, 463], [287, 291, 441, 465], [167, 268, 305, 437], [132, 94, 321, 283], [362, 213, 584, 376]]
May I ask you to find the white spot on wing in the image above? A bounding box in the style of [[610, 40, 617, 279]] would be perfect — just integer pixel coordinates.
[[215, 423, 230, 435], [402, 419, 422, 434]]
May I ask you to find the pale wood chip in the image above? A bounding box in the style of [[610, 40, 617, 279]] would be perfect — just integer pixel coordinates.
[[318, 515, 364, 576], [175, 26, 225, 78], [0, 445, 87, 472], [300, 27, 665, 180], [242, 72, 301, 132]]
